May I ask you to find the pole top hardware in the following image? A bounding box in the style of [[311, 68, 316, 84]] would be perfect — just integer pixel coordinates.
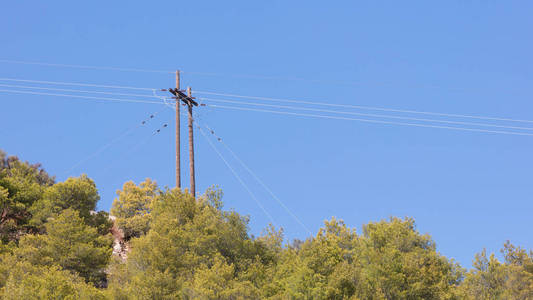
[[167, 88, 198, 106]]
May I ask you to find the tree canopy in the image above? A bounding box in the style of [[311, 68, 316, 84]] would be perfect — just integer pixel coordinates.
[[0, 149, 531, 299], [110, 179, 158, 240]]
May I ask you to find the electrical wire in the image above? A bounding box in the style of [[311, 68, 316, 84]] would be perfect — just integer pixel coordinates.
[[201, 122, 312, 235], [165, 70, 470, 93], [99, 119, 170, 176], [195, 90, 533, 124], [172, 107, 278, 227], [0, 59, 332, 86], [197, 124, 278, 227], [0, 59, 173, 74], [0, 89, 165, 105], [64, 110, 166, 175], [184, 106, 298, 232], [0, 59, 310, 85], [0, 59, 391, 87], [199, 97, 533, 132], [207, 104, 533, 137], [0, 83, 162, 98], [100, 135, 155, 176], [0, 77, 156, 91], [0, 59, 523, 96], [65, 126, 139, 176]]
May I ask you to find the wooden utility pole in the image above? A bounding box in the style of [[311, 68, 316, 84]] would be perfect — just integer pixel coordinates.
[[168, 83, 198, 197], [175, 71, 181, 189], [187, 86, 196, 197]]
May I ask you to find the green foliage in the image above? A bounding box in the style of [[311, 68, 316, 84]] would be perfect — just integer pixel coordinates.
[[183, 254, 261, 299], [107, 192, 468, 299], [0, 150, 532, 298], [15, 209, 112, 285], [86, 210, 114, 236], [0, 256, 105, 299], [459, 241, 533, 299], [0, 150, 54, 186], [0, 150, 110, 246], [262, 217, 463, 299], [1, 261, 105, 299], [355, 217, 463, 299], [110, 179, 158, 240], [0, 151, 54, 242], [30, 175, 100, 227], [107, 188, 270, 299]]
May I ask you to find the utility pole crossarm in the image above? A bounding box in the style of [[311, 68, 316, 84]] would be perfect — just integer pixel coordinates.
[[168, 88, 198, 106]]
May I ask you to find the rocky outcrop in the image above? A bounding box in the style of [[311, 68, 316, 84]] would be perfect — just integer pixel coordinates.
[[109, 215, 129, 261]]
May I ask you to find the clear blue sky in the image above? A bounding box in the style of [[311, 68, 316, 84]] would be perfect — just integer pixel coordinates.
[[1, 1, 532, 268]]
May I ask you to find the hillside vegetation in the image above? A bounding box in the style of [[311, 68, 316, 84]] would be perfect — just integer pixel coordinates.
[[0, 150, 531, 299]]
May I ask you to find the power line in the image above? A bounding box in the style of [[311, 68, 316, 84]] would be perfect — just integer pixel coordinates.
[[2, 73, 529, 127], [199, 97, 533, 132], [197, 125, 278, 226], [0, 77, 156, 91], [0, 59, 525, 97], [0, 83, 162, 99], [188, 108, 277, 225], [195, 90, 533, 124], [100, 119, 170, 176], [202, 122, 312, 235], [64, 110, 165, 175], [0, 59, 340, 87], [157, 69, 470, 94], [207, 104, 533, 137], [0, 59, 306, 81], [0, 59, 412, 88], [0, 89, 165, 105], [190, 108, 282, 228], [151, 122, 169, 135], [65, 126, 139, 175], [0, 59, 173, 74], [0, 59, 299, 82], [0, 58, 476, 93]]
